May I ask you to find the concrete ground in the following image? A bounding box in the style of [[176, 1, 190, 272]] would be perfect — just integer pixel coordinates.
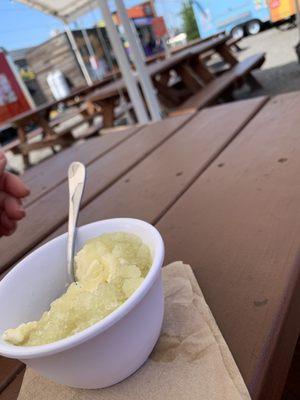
[[234, 25, 300, 99]]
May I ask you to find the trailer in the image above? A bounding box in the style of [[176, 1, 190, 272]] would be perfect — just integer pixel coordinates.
[[192, 0, 270, 39]]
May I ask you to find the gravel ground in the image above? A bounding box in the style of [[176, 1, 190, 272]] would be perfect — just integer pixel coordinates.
[[234, 26, 300, 99]]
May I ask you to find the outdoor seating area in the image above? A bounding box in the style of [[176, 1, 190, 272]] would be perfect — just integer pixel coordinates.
[[1, 92, 300, 400], [1, 34, 265, 170], [1, 1, 300, 400]]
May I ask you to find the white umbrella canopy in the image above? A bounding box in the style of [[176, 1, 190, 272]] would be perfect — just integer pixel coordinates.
[[16, 0, 100, 23]]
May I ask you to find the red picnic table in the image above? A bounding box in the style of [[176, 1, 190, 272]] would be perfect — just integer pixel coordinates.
[[0, 92, 299, 400]]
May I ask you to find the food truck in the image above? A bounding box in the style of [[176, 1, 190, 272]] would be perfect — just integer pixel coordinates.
[[192, 0, 298, 39], [268, 0, 299, 23]]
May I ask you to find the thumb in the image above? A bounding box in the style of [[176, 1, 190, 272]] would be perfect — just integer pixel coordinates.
[[0, 152, 6, 175]]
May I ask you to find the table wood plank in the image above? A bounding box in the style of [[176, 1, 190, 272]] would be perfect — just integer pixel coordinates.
[[155, 92, 300, 400], [0, 97, 266, 400], [76, 97, 266, 223], [0, 114, 193, 273], [45, 97, 267, 246], [0, 358, 23, 394], [22, 126, 141, 207], [0, 369, 25, 400]]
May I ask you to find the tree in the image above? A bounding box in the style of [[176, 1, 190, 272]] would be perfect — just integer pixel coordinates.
[[180, 1, 200, 41]]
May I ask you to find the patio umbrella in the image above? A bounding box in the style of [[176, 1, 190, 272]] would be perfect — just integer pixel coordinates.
[[295, 0, 300, 62], [15, 0, 162, 123]]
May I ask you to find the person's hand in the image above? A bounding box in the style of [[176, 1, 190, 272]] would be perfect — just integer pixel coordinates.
[[0, 152, 30, 237]]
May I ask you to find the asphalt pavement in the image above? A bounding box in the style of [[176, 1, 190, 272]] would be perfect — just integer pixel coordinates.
[[234, 25, 300, 99]]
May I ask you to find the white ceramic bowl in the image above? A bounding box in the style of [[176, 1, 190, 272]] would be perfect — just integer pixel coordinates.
[[0, 218, 164, 389]]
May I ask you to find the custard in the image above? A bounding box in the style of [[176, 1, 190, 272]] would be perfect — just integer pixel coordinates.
[[3, 232, 152, 346]]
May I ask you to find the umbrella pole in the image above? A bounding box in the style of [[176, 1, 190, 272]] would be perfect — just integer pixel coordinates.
[[95, 26, 114, 72], [295, 0, 300, 62], [97, 0, 149, 124], [65, 25, 93, 86], [115, 0, 162, 121], [295, 0, 300, 39], [81, 27, 103, 80]]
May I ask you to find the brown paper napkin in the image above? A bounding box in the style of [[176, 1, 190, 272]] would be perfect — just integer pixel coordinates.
[[18, 262, 251, 400]]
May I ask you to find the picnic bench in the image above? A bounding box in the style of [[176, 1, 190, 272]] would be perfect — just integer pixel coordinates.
[[0, 73, 118, 169], [174, 53, 265, 114], [87, 35, 264, 124], [87, 35, 231, 109], [144, 34, 242, 64], [0, 92, 300, 400], [1, 35, 258, 171]]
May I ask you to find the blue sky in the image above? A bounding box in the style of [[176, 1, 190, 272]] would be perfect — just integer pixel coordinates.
[[0, 0, 183, 51]]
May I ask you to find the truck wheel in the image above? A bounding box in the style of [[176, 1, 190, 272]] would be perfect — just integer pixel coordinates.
[[231, 26, 244, 39], [246, 20, 261, 35]]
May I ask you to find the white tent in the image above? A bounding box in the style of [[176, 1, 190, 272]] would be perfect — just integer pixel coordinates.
[[16, 0, 162, 123], [17, 0, 100, 23]]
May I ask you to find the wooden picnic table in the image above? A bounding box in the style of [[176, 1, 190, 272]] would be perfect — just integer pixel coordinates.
[[145, 31, 242, 64], [1, 92, 300, 400], [0, 35, 243, 171], [0, 73, 117, 169], [85, 35, 231, 120], [85, 34, 260, 123]]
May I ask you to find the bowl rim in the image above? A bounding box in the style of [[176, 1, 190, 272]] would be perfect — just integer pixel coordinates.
[[0, 218, 164, 359]]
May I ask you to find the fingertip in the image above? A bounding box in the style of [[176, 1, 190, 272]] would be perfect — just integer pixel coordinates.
[[14, 207, 26, 220], [4, 196, 26, 220], [4, 228, 16, 236], [1, 210, 17, 231], [4, 172, 30, 198], [8, 225, 16, 235], [18, 208, 26, 219], [22, 186, 30, 197], [0, 224, 16, 237], [0, 154, 6, 174]]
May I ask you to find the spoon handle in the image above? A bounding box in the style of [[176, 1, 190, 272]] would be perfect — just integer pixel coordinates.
[[67, 162, 86, 281]]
